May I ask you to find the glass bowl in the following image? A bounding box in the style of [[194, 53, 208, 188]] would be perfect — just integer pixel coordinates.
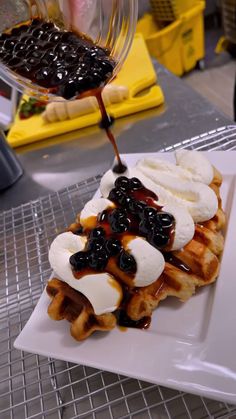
[[0, 0, 138, 100]]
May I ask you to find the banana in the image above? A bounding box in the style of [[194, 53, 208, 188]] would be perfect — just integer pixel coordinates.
[[42, 84, 129, 123]]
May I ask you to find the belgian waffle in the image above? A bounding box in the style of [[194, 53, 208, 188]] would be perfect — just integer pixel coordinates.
[[46, 166, 225, 341]]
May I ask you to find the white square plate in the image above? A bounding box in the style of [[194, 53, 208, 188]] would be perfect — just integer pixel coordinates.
[[14, 152, 236, 404]]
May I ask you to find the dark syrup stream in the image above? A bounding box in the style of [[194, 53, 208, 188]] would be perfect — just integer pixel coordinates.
[[95, 89, 127, 174]]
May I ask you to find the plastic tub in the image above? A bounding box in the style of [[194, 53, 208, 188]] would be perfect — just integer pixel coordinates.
[[137, 1, 205, 76]]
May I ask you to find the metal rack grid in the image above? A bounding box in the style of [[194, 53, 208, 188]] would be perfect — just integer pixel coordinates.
[[1, 125, 236, 419]]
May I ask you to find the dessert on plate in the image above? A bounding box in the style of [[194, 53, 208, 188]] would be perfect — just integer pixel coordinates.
[[47, 150, 225, 341]]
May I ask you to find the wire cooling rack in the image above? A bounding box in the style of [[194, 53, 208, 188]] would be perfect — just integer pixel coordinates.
[[1, 125, 236, 419]]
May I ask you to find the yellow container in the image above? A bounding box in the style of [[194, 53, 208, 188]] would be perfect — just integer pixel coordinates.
[[137, 1, 205, 76], [150, 0, 198, 22]]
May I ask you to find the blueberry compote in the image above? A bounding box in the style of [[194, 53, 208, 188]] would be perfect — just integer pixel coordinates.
[[0, 19, 115, 99], [69, 176, 180, 329], [0, 18, 127, 174]]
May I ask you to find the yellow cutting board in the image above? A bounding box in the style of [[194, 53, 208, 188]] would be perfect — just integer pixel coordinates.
[[7, 33, 164, 148]]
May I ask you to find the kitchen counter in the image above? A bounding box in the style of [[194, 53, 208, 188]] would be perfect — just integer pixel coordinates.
[[0, 63, 232, 211]]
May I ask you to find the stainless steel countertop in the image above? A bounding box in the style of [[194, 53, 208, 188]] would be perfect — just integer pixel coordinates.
[[0, 64, 231, 211]]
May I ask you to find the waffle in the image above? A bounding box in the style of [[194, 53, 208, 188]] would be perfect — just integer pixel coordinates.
[[126, 169, 226, 321], [47, 278, 116, 341], [46, 166, 225, 340]]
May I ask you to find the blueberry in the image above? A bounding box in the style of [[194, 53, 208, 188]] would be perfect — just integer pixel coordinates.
[[120, 195, 133, 209], [26, 44, 41, 52], [65, 52, 78, 65], [99, 114, 114, 130], [108, 208, 127, 222], [27, 57, 40, 68], [60, 32, 75, 43], [75, 75, 94, 94], [87, 237, 105, 252], [130, 177, 143, 190], [50, 32, 63, 43], [88, 250, 108, 271], [89, 227, 105, 239], [99, 210, 108, 223], [108, 188, 125, 205], [32, 27, 45, 38], [55, 43, 73, 54], [111, 219, 130, 234], [74, 63, 87, 75], [92, 71, 103, 85], [14, 42, 25, 53], [27, 50, 44, 60], [70, 251, 89, 270], [3, 39, 17, 51], [129, 200, 146, 215], [7, 57, 22, 68], [148, 230, 169, 248], [30, 19, 41, 27], [119, 251, 137, 273], [41, 22, 54, 31], [24, 36, 36, 46], [42, 50, 58, 65], [39, 32, 50, 41], [106, 238, 122, 256], [139, 219, 154, 236], [58, 80, 77, 99], [90, 46, 106, 58], [51, 67, 69, 86], [35, 67, 52, 85], [97, 58, 114, 74], [143, 206, 157, 219], [115, 176, 130, 191], [155, 212, 175, 229], [53, 60, 65, 69]]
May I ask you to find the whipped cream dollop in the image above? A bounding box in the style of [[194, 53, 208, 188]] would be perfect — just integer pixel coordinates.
[[126, 237, 165, 286], [80, 198, 114, 229], [49, 232, 122, 315], [100, 150, 218, 223]]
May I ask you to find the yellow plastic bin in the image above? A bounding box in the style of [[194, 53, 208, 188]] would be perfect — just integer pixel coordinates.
[[150, 0, 199, 22], [137, 1, 205, 76]]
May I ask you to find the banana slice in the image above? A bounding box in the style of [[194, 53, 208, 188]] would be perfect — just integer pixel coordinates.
[[42, 84, 129, 123]]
